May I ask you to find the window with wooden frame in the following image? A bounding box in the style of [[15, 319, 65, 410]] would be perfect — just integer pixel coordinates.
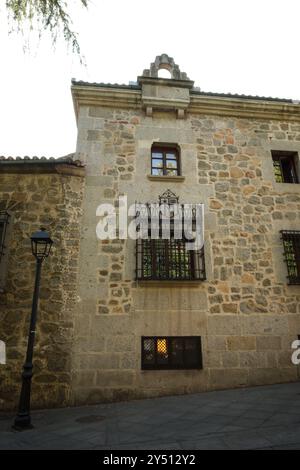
[[151, 144, 180, 176], [281, 230, 300, 284], [142, 336, 203, 370], [271, 151, 299, 183]]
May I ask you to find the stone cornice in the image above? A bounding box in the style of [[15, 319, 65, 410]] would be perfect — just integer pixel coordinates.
[[72, 84, 300, 122], [137, 76, 194, 89], [142, 96, 190, 111], [53, 164, 85, 177], [189, 94, 300, 122], [71, 85, 142, 120]]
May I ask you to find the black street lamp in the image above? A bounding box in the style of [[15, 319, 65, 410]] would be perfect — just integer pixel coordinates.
[[13, 228, 53, 431]]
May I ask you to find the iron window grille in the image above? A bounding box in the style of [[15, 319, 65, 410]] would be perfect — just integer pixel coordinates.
[[151, 145, 180, 176], [0, 211, 10, 265], [136, 238, 205, 281], [141, 336, 203, 370], [272, 151, 299, 184], [281, 230, 300, 284], [135, 191, 205, 281]]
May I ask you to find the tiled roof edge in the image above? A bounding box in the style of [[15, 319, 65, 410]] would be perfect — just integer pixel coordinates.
[[191, 90, 294, 103], [71, 78, 296, 103], [71, 79, 141, 90], [0, 154, 84, 166]]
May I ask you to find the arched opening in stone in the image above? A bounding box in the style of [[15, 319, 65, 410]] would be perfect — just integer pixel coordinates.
[[157, 68, 172, 79]]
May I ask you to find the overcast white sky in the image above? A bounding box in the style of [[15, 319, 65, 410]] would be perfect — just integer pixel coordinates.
[[0, 0, 299, 157]]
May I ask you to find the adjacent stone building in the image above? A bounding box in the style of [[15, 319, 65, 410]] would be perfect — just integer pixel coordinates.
[[0, 157, 85, 410], [1, 54, 300, 410]]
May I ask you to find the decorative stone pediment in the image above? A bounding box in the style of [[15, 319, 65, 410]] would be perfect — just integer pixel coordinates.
[[138, 54, 194, 119], [142, 54, 190, 81]]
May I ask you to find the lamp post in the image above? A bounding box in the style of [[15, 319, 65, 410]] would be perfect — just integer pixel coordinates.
[[13, 228, 53, 431]]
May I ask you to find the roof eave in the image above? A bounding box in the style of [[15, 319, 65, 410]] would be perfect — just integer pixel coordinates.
[[71, 81, 300, 122], [189, 94, 300, 121], [0, 160, 85, 177]]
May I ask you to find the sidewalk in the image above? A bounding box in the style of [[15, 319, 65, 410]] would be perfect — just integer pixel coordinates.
[[1, 382, 300, 450]]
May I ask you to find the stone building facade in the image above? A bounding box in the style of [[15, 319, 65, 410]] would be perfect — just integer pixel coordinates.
[[1, 54, 300, 410], [0, 157, 85, 410]]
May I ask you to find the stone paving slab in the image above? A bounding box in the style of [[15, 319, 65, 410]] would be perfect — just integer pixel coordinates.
[[1, 382, 300, 450]]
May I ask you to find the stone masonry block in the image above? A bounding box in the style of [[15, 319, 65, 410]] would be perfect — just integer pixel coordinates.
[[256, 336, 282, 351], [96, 371, 135, 387], [227, 336, 256, 351], [208, 316, 241, 335]]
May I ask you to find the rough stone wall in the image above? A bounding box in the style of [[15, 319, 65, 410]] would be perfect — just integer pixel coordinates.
[[72, 106, 139, 404], [72, 104, 300, 405], [0, 172, 84, 411], [193, 116, 300, 389]]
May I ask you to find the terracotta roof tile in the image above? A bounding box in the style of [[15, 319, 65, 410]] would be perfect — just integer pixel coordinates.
[[0, 154, 84, 167]]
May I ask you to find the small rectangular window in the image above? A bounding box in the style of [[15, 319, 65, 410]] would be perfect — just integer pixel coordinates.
[[0, 210, 11, 292], [0, 211, 10, 264], [151, 145, 180, 176], [141, 336, 202, 370], [272, 151, 299, 183], [281, 230, 300, 284]]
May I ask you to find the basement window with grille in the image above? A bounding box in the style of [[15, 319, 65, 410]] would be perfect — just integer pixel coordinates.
[[141, 336, 203, 370], [281, 230, 300, 285], [272, 151, 299, 184]]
